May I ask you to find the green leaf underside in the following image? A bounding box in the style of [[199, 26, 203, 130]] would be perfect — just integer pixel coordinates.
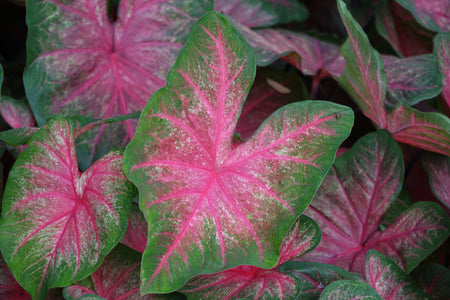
[[124, 12, 353, 293], [0, 117, 136, 299]]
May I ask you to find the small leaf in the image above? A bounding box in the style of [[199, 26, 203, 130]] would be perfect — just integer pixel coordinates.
[[0, 117, 137, 299], [365, 250, 431, 299], [422, 152, 450, 209], [0, 127, 39, 146], [0, 96, 35, 129], [337, 0, 387, 128], [280, 262, 359, 299], [434, 33, 450, 110], [319, 280, 382, 300], [411, 263, 450, 300], [121, 203, 148, 253], [383, 54, 442, 107], [124, 12, 353, 293], [395, 0, 450, 32]]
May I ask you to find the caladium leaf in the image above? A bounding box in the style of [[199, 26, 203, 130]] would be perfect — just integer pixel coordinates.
[[121, 203, 148, 253], [180, 215, 320, 300], [124, 12, 353, 293], [375, 0, 433, 57], [422, 152, 450, 209], [319, 280, 382, 300], [383, 54, 442, 108], [378, 190, 411, 230], [280, 262, 360, 299], [235, 68, 308, 141], [0, 117, 137, 299], [64, 244, 183, 300], [0, 96, 35, 129], [395, 0, 450, 32], [365, 250, 431, 299], [434, 33, 450, 110], [0, 127, 39, 146], [23, 0, 213, 167], [0, 254, 31, 300], [411, 263, 450, 300], [337, 0, 387, 129]]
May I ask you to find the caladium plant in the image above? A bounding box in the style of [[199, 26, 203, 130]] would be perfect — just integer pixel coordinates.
[[0, 0, 449, 299]]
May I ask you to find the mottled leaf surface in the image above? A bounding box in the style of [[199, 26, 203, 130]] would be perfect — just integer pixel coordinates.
[[124, 12, 353, 293], [121, 203, 148, 253], [411, 263, 450, 300], [0, 117, 136, 299], [23, 0, 212, 167], [365, 250, 430, 299], [434, 33, 450, 109], [396, 0, 450, 32], [319, 280, 382, 300], [0, 96, 35, 129], [422, 152, 450, 209], [280, 262, 359, 299], [378, 190, 411, 230], [180, 216, 320, 300], [383, 54, 442, 107]]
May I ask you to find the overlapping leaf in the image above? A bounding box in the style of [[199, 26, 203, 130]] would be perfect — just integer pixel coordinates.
[[0, 254, 31, 300], [0, 117, 136, 299], [121, 203, 148, 253], [422, 152, 450, 209], [411, 263, 450, 300], [396, 0, 450, 32], [23, 0, 212, 167], [434, 33, 450, 109], [365, 250, 430, 299], [180, 216, 320, 300], [124, 12, 353, 293], [301, 130, 450, 275], [319, 280, 382, 300], [0, 96, 35, 129]]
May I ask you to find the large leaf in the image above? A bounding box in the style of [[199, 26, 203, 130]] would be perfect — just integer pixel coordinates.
[[23, 0, 213, 167], [63, 244, 182, 300], [395, 0, 450, 32], [383, 54, 442, 107], [301, 130, 450, 274], [124, 12, 354, 293], [0, 117, 137, 299], [180, 216, 320, 300], [280, 262, 360, 299], [365, 250, 431, 299], [434, 33, 450, 110], [422, 152, 450, 209], [411, 263, 450, 300], [337, 0, 387, 129], [319, 280, 382, 300]]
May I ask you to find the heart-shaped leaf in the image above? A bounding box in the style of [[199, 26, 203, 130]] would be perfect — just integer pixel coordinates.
[[23, 0, 213, 167], [280, 262, 360, 299], [383, 54, 442, 107], [301, 130, 450, 274], [422, 152, 450, 209], [121, 203, 148, 253], [0, 117, 137, 299], [395, 0, 450, 32], [411, 263, 450, 300], [124, 12, 354, 293], [365, 250, 431, 299], [434, 33, 450, 110], [319, 280, 382, 300], [180, 215, 320, 300]]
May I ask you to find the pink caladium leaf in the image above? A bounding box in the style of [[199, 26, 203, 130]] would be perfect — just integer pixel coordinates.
[[434, 33, 450, 110], [64, 244, 183, 300], [235, 68, 308, 141], [411, 263, 450, 300], [279, 262, 360, 299], [395, 0, 450, 32], [301, 130, 450, 275], [375, 1, 433, 57], [382, 54, 442, 108], [319, 280, 382, 300], [23, 0, 213, 168], [0, 96, 36, 129], [365, 250, 431, 299], [121, 203, 148, 253], [123, 12, 354, 293], [421, 152, 450, 209], [0, 117, 137, 300], [0, 254, 31, 300], [180, 215, 320, 299]]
